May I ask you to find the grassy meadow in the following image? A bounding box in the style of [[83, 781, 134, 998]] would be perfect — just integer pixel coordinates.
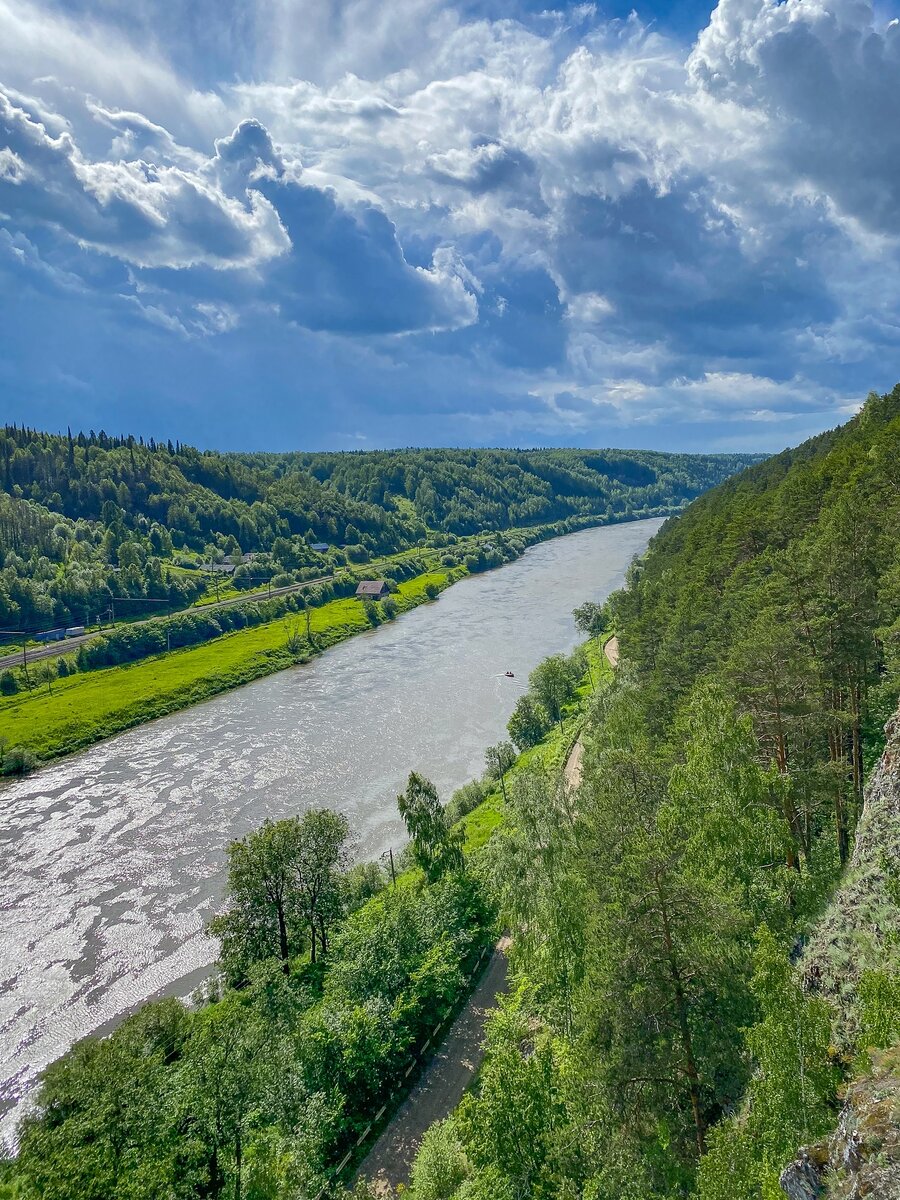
[[0, 570, 457, 763]]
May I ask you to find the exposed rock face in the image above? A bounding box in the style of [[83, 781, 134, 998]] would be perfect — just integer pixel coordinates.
[[780, 1148, 825, 1198], [781, 1048, 900, 1199], [800, 709, 900, 1045], [782, 706, 900, 1199]]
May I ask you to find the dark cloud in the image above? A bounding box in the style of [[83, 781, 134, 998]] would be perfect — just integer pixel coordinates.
[[3, 0, 900, 449]]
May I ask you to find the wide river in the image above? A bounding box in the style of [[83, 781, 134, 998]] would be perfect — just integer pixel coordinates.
[[0, 517, 662, 1137]]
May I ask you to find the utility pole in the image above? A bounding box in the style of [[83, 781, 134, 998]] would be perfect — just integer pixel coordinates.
[[22, 635, 29, 689], [382, 847, 397, 887]]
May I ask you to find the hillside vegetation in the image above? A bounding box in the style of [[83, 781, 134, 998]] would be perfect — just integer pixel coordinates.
[[0, 426, 757, 630], [395, 388, 900, 1200], [3, 392, 898, 1200]]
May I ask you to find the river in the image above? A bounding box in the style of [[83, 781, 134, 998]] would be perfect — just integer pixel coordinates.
[[0, 517, 662, 1137]]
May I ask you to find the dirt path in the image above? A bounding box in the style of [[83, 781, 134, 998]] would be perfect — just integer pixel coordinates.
[[564, 736, 584, 791], [356, 939, 511, 1191], [604, 634, 620, 668]]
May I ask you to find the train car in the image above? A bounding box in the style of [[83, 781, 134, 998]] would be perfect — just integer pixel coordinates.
[[35, 629, 66, 643], [64, 626, 86, 638]]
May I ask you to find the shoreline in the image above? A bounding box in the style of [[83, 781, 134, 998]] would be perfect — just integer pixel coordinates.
[[0, 513, 667, 775]]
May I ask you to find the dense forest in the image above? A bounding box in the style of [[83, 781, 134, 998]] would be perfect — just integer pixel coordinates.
[[243, 448, 753, 536], [2, 392, 897, 1200], [0, 424, 757, 631]]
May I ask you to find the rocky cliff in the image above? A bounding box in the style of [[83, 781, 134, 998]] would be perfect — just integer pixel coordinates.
[[781, 707, 900, 1199]]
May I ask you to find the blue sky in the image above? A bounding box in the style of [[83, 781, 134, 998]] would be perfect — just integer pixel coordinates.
[[2, 0, 900, 453]]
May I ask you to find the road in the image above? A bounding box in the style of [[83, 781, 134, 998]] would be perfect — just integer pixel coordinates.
[[0, 572, 343, 672], [356, 939, 511, 1192]]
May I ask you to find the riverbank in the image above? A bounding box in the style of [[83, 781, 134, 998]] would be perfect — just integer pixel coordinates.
[[1, 515, 648, 1153], [317, 637, 613, 1194], [0, 514, 657, 771], [0, 568, 459, 766]]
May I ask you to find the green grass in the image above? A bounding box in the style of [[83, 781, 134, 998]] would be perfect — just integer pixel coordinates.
[[452, 635, 612, 856], [0, 570, 457, 763]]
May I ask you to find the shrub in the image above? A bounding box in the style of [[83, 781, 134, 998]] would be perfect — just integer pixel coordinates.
[[363, 600, 381, 627], [445, 779, 489, 824], [858, 969, 900, 1049], [424, 581, 440, 600], [0, 669, 18, 695], [410, 1120, 470, 1200], [381, 597, 398, 620], [2, 745, 37, 775]]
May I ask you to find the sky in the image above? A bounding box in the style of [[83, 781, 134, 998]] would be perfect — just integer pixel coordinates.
[[2, 0, 900, 453]]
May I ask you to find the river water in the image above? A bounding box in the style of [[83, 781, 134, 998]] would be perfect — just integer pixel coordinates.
[[0, 517, 662, 1136]]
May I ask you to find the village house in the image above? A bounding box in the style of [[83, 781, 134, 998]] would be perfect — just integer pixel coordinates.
[[355, 580, 390, 600]]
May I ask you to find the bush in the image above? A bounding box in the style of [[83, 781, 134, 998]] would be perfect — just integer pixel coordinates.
[[341, 862, 387, 914], [2, 745, 37, 775], [410, 1120, 470, 1200], [0, 669, 18, 695], [381, 597, 398, 620], [858, 969, 900, 1049], [424, 581, 440, 600], [445, 779, 489, 824]]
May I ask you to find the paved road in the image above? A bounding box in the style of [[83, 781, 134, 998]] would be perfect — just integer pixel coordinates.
[[0, 572, 342, 671], [357, 940, 511, 1191]]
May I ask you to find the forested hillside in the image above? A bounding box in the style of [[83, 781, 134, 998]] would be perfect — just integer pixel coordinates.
[[244, 448, 752, 535], [5, 393, 898, 1200], [0, 426, 756, 630], [401, 388, 900, 1200]]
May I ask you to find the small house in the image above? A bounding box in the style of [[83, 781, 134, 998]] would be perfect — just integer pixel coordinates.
[[355, 580, 390, 601], [310, 542, 330, 553]]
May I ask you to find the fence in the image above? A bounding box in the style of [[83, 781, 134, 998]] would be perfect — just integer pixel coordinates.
[[315, 941, 493, 1197]]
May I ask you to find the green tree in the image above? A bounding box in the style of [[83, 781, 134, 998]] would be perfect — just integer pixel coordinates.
[[293, 808, 349, 963], [33, 660, 55, 694], [507, 693, 549, 751], [397, 772, 464, 882], [484, 741, 516, 801], [696, 926, 839, 1200], [177, 996, 265, 1200], [211, 818, 304, 979], [578, 688, 750, 1164], [529, 654, 580, 732], [573, 600, 607, 638]]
